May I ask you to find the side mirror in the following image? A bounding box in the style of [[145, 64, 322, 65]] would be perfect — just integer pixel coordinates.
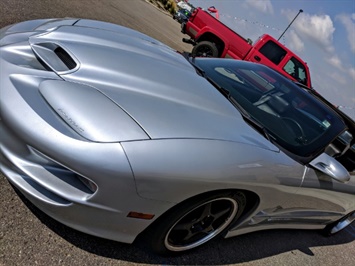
[[309, 153, 350, 183]]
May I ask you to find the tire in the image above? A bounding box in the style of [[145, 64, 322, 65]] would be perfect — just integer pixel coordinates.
[[323, 211, 355, 236], [140, 191, 246, 255], [192, 41, 219, 57]]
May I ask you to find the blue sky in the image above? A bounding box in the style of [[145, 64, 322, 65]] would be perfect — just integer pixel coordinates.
[[188, 0, 355, 118]]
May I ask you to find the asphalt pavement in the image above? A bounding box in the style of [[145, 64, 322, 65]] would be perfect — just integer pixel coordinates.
[[0, 0, 354, 265]]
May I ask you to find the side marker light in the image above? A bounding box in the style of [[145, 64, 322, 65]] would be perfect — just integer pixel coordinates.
[[127, 212, 155, 220]]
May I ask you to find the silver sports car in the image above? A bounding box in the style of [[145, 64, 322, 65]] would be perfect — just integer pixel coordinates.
[[1, 19, 354, 255]]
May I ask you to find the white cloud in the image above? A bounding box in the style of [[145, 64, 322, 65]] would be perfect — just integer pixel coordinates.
[[336, 13, 355, 53], [325, 55, 355, 83], [287, 30, 304, 52], [282, 10, 335, 53], [329, 72, 347, 85], [327, 55, 342, 70], [349, 67, 355, 80], [245, 0, 273, 15]]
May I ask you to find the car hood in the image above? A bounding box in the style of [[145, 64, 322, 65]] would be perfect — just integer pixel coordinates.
[[1, 19, 278, 151]]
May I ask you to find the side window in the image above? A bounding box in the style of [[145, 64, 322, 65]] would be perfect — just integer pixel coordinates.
[[259, 41, 287, 65], [283, 57, 308, 85]]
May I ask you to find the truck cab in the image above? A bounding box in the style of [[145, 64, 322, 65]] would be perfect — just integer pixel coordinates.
[[246, 35, 311, 87], [182, 8, 312, 88]]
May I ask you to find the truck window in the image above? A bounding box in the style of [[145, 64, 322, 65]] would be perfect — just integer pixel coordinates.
[[283, 57, 308, 86], [259, 41, 287, 65]]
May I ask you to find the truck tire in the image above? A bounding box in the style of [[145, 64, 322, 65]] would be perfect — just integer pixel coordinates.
[[192, 41, 219, 57]]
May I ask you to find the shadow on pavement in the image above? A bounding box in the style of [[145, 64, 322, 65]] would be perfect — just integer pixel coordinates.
[[13, 185, 355, 265]]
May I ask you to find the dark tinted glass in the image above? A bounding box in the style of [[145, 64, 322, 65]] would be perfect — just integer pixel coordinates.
[[259, 40, 287, 65], [193, 59, 346, 158], [283, 57, 308, 85]]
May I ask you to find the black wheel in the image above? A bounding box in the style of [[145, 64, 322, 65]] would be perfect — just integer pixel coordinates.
[[192, 41, 219, 57], [141, 191, 246, 255], [323, 211, 355, 236]]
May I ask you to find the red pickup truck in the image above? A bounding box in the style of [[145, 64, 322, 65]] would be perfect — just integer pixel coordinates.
[[182, 7, 312, 88]]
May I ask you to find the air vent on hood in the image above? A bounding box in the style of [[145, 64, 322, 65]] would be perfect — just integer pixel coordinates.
[[31, 42, 78, 73], [54, 47, 77, 70]]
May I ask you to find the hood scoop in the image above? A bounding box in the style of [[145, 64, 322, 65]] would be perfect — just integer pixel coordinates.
[[31, 42, 78, 73], [39, 80, 149, 142]]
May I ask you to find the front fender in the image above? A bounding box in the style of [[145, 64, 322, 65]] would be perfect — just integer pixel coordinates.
[[122, 139, 304, 203]]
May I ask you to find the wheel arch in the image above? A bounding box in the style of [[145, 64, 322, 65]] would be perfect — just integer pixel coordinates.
[[137, 188, 260, 240], [227, 189, 261, 232], [196, 32, 225, 57]]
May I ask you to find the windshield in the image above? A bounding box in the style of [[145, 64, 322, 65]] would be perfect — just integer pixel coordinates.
[[191, 58, 346, 160]]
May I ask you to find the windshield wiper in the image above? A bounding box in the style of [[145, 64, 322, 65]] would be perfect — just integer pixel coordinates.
[[188, 58, 274, 141], [241, 112, 275, 141], [228, 95, 250, 118], [205, 76, 230, 98], [189, 60, 231, 98], [228, 96, 275, 141], [189, 57, 206, 77]]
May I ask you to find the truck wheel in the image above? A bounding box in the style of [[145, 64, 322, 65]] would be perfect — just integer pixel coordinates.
[[192, 41, 219, 57]]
